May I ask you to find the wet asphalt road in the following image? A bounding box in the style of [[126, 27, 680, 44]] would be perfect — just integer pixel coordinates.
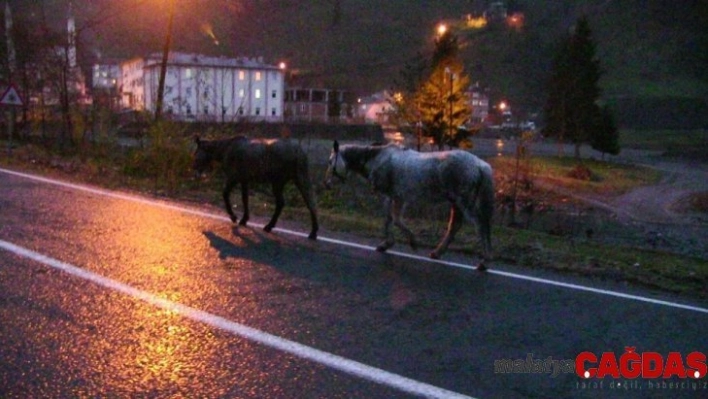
[[0, 168, 706, 398]]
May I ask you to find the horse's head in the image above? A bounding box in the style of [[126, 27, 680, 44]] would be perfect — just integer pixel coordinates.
[[324, 140, 348, 189], [192, 135, 213, 178]]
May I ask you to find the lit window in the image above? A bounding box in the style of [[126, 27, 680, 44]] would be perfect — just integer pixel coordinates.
[[239, 89, 245, 98], [255, 89, 261, 99], [239, 70, 245, 80], [185, 68, 192, 78], [255, 71, 262, 81]]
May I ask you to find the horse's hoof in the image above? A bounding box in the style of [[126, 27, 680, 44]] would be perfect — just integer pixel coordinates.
[[230, 216, 238, 223], [238, 219, 248, 226], [308, 232, 317, 240], [429, 252, 440, 259], [263, 225, 274, 233], [376, 245, 389, 252], [477, 262, 488, 272], [409, 241, 418, 250]]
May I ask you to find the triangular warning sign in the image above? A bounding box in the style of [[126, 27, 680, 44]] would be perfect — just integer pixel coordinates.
[[0, 85, 23, 106]]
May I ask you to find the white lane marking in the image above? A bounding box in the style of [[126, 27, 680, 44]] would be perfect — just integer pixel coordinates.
[[0, 239, 474, 399], [2, 167, 708, 315]]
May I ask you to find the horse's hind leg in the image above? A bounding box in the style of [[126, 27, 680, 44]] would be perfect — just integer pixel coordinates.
[[455, 196, 491, 270], [477, 205, 493, 263], [431, 205, 463, 259], [222, 179, 239, 223], [295, 177, 319, 240], [264, 181, 285, 233], [239, 182, 249, 226]]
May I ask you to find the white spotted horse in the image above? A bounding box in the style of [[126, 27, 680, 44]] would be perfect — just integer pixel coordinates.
[[325, 141, 493, 269]]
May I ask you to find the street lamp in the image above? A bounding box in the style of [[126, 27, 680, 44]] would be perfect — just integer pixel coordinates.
[[437, 23, 447, 37], [154, 0, 176, 122]]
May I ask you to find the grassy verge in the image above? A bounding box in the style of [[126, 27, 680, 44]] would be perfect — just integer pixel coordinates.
[[489, 155, 663, 196], [252, 195, 708, 298], [620, 129, 708, 161]]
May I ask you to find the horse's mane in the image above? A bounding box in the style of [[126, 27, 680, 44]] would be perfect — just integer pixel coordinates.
[[340, 143, 401, 176]]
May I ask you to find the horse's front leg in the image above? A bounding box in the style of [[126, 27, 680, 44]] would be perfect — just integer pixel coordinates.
[[239, 182, 249, 226], [222, 179, 239, 224], [264, 181, 285, 233], [376, 198, 395, 252], [391, 201, 417, 250]]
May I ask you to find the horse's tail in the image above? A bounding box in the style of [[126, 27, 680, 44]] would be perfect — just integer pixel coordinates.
[[476, 163, 494, 257]]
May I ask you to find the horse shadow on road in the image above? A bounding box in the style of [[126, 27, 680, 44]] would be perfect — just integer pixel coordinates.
[[201, 226, 491, 313]]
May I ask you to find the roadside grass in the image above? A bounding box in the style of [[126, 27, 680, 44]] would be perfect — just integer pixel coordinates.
[[252, 195, 708, 299], [489, 155, 663, 196], [1, 138, 706, 299], [620, 129, 707, 161]]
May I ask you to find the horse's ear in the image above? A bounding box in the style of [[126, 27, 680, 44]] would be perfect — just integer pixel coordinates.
[[333, 140, 339, 153]]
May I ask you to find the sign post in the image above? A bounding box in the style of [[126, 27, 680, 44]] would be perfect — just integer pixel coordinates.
[[1, 84, 23, 155]]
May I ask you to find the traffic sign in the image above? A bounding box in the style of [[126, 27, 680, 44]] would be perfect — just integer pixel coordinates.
[[0, 85, 23, 106]]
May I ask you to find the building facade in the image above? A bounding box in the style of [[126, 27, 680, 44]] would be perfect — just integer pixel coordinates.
[[119, 52, 284, 122], [468, 86, 490, 126], [356, 91, 393, 125], [283, 88, 349, 122]]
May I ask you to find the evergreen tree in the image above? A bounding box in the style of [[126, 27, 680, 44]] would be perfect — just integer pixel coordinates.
[[591, 105, 620, 158], [543, 16, 602, 158], [416, 30, 472, 149], [389, 53, 428, 129], [416, 61, 471, 149]]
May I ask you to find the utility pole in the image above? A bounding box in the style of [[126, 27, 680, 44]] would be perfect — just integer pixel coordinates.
[[155, 0, 176, 123], [445, 67, 455, 149], [5, 1, 15, 154]]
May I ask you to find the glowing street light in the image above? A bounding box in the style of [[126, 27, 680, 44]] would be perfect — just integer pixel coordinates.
[[437, 23, 447, 37]]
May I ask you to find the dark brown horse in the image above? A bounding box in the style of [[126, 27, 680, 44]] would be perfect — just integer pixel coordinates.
[[193, 135, 318, 240]]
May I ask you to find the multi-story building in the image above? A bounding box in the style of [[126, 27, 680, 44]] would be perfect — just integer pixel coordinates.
[[468, 86, 490, 126], [91, 62, 121, 109], [119, 52, 284, 122], [283, 88, 348, 122]]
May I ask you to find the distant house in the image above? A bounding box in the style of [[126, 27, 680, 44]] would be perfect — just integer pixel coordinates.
[[118, 52, 285, 122], [356, 91, 393, 124], [467, 85, 490, 126], [283, 88, 349, 122], [92, 63, 120, 90], [91, 61, 121, 109], [485, 1, 508, 22]]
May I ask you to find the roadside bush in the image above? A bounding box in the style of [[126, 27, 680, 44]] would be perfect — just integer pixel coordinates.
[[122, 121, 192, 192], [567, 164, 598, 181]]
